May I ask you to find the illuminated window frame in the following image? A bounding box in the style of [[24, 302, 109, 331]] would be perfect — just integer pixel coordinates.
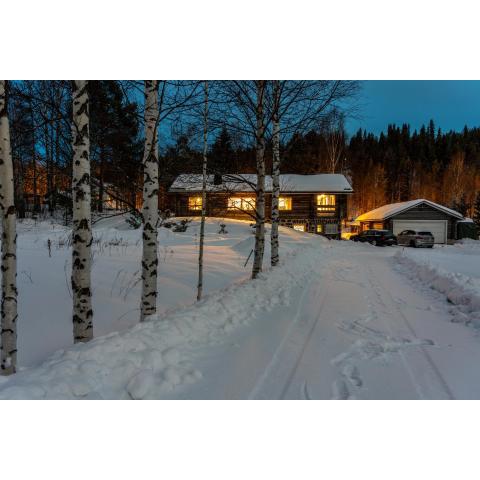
[[317, 194, 336, 206], [188, 196, 203, 211], [278, 196, 292, 211], [228, 197, 256, 211], [316, 224, 323, 233], [316, 194, 336, 216]]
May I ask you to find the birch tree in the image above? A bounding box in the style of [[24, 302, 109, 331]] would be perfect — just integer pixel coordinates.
[[71, 80, 93, 343], [252, 81, 266, 279], [270, 80, 281, 267], [0, 81, 18, 375], [197, 81, 209, 301], [322, 110, 346, 173], [140, 80, 160, 321]]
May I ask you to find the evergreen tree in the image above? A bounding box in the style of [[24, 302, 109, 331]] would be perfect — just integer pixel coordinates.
[[89, 81, 141, 211], [473, 192, 480, 227], [209, 127, 234, 174]]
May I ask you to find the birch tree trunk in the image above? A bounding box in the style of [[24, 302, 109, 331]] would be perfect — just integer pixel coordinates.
[[252, 81, 266, 279], [71, 80, 93, 343], [0, 80, 18, 375], [140, 80, 159, 321], [197, 81, 208, 301], [271, 80, 281, 267]]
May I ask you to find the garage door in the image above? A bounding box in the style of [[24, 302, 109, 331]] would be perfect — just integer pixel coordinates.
[[392, 220, 447, 244]]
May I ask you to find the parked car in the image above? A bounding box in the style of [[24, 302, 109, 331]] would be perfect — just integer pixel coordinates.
[[396, 230, 434, 248], [350, 229, 397, 246]]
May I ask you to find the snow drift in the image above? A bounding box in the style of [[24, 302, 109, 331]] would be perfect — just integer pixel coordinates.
[[0, 233, 327, 399], [395, 249, 480, 327]]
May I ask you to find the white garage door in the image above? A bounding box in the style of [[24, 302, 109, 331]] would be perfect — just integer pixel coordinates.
[[392, 220, 448, 244]]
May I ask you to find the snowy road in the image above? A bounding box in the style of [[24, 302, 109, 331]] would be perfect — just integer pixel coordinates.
[[167, 243, 480, 400]]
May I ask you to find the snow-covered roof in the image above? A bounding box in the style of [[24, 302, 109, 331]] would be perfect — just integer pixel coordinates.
[[355, 199, 464, 222], [169, 174, 353, 194]]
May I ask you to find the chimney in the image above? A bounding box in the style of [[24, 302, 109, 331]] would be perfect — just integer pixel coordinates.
[[213, 173, 222, 185]]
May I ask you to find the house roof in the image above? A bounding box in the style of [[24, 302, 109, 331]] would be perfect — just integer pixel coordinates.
[[169, 174, 353, 194], [355, 199, 464, 222]]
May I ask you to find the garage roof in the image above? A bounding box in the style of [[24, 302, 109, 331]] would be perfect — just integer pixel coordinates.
[[169, 174, 353, 193], [355, 199, 464, 222]]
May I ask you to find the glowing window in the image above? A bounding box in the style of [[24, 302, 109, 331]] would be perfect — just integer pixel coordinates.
[[317, 194, 336, 206], [228, 197, 242, 210], [316, 224, 323, 233], [242, 197, 256, 211], [293, 224, 305, 232], [188, 196, 203, 211], [228, 197, 256, 211], [278, 196, 292, 211], [317, 194, 336, 215]]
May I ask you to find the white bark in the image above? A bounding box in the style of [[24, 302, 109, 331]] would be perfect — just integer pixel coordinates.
[[197, 81, 208, 301], [252, 81, 266, 279], [271, 80, 281, 267], [0, 81, 18, 375], [325, 112, 345, 173], [140, 80, 159, 321], [71, 80, 93, 343]]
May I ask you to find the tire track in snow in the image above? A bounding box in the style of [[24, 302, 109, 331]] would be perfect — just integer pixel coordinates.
[[365, 261, 454, 399], [278, 281, 331, 399], [247, 280, 314, 399]]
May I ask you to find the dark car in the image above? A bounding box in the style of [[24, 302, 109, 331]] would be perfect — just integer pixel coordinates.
[[351, 229, 397, 246]]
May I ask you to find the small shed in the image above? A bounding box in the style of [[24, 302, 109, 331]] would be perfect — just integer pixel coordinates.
[[355, 199, 464, 244]]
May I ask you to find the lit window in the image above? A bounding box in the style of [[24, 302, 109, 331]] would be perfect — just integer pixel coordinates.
[[278, 196, 292, 210], [317, 194, 336, 206], [228, 197, 256, 211], [293, 224, 305, 232], [317, 194, 336, 215], [242, 197, 256, 211], [228, 197, 242, 210], [188, 196, 202, 211], [316, 224, 323, 233]]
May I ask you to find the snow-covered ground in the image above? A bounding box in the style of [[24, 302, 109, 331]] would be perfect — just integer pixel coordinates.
[[395, 241, 480, 327], [10, 215, 311, 368], [1, 218, 480, 399]]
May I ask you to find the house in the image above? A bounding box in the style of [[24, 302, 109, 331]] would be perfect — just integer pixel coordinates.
[[355, 199, 465, 244], [167, 173, 353, 237]]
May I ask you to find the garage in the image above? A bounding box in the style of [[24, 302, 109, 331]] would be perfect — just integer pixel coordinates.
[[392, 220, 447, 244], [355, 199, 465, 244]]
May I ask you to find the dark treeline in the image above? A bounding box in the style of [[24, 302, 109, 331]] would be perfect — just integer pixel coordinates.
[[347, 121, 480, 219], [7, 81, 480, 227]]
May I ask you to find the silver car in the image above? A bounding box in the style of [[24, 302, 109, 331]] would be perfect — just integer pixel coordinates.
[[396, 229, 434, 248]]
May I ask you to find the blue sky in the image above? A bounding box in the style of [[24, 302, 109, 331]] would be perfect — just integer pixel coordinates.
[[346, 80, 480, 135]]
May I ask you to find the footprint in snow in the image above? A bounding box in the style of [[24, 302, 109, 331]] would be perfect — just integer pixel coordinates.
[[331, 379, 350, 400], [341, 364, 362, 387]]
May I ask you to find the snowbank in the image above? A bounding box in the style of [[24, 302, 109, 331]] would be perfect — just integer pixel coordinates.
[[395, 250, 480, 327]]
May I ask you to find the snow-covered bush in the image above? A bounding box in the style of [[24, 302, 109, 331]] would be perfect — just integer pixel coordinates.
[[126, 210, 142, 229], [173, 219, 192, 232]]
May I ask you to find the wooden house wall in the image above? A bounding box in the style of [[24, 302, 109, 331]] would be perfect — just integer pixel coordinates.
[[167, 191, 350, 237]]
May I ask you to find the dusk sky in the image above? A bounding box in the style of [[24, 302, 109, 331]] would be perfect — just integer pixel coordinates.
[[347, 80, 480, 135]]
